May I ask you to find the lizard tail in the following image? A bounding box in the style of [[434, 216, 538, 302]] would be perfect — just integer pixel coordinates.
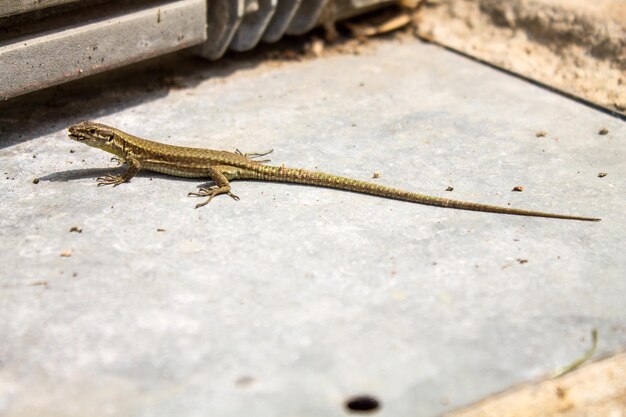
[[240, 164, 600, 221]]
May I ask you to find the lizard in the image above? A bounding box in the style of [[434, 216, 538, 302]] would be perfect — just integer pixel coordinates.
[[67, 121, 600, 221]]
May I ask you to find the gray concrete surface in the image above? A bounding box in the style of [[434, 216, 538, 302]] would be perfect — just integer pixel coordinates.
[[0, 37, 625, 417]]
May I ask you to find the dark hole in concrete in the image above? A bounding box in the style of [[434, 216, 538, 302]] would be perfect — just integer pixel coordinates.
[[345, 395, 380, 412]]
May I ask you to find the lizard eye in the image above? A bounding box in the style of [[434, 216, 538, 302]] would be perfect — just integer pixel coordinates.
[[89, 128, 96, 134]]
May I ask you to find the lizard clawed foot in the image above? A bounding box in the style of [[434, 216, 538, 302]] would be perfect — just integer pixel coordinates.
[[187, 185, 217, 197], [97, 174, 126, 187], [188, 186, 240, 208]]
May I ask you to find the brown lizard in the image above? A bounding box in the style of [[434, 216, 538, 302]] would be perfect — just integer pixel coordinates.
[[67, 121, 600, 221]]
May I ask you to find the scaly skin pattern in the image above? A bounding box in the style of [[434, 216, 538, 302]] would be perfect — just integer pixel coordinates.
[[67, 121, 600, 221]]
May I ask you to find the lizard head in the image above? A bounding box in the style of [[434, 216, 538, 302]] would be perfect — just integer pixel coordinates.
[[68, 121, 123, 154]]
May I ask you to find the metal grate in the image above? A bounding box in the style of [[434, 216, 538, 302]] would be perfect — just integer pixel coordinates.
[[0, 0, 393, 100]]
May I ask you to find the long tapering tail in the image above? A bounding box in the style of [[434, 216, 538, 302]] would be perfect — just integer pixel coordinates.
[[238, 164, 600, 221]]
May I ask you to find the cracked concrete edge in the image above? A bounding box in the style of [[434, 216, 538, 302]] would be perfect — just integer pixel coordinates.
[[444, 351, 626, 417], [413, 0, 626, 116]]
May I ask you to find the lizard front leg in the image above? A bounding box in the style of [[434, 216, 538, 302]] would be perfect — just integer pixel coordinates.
[[188, 166, 241, 208], [97, 156, 141, 187]]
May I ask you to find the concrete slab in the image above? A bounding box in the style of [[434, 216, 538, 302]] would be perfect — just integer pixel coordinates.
[[0, 0, 207, 100], [0, 0, 79, 18], [0, 37, 624, 417]]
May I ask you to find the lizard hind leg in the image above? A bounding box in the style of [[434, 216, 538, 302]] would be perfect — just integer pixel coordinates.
[[235, 148, 273, 163], [189, 185, 239, 208], [187, 166, 241, 209]]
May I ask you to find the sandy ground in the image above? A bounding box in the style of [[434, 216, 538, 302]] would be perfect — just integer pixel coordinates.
[[446, 352, 626, 417], [414, 0, 626, 115]]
